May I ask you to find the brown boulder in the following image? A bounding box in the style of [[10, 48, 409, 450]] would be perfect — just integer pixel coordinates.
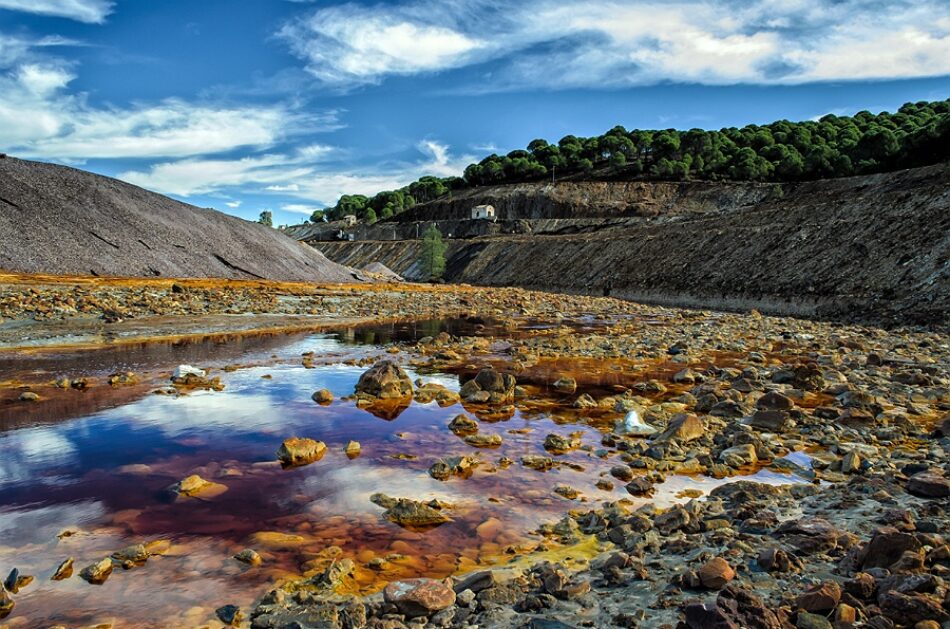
[[460, 368, 516, 404], [796, 581, 841, 613], [383, 578, 456, 616], [906, 470, 950, 498], [861, 528, 923, 571], [757, 391, 794, 410], [276, 437, 327, 467], [878, 591, 949, 625], [355, 360, 413, 400], [311, 388, 333, 404], [656, 413, 705, 442], [371, 494, 451, 529], [699, 557, 736, 589]]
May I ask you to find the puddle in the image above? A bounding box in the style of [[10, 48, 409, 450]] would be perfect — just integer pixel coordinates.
[[0, 322, 800, 627]]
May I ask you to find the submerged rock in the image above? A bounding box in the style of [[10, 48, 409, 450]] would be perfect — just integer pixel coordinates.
[[552, 377, 577, 394], [464, 433, 503, 448], [414, 382, 460, 406], [51, 557, 74, 581], [311, 388, 333, 404], [429, 455, 479, 480], [460, 367, 516, 404], [216, 604, 243, 626], [277, 437, 327, 467], [111, 544, 149, 566], [3, 568, 32, 594], [371, 494, 451, 528], [543, 432, 582, 454], [79, 558, 114, 584], [0, 588, 13, 619], [522, 455, 556, 471], [233, 549, 263, 566], [448, 414, 479, 435], [355, 360, 413, 400], [168, 474, 227, 498]]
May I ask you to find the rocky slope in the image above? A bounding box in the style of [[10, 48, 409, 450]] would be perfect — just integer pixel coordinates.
[[315, 164, 950, 326], [0, 157, 354, 282]]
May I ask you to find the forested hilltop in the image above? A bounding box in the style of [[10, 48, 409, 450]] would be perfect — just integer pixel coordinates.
[[317, 100, 949, 223]]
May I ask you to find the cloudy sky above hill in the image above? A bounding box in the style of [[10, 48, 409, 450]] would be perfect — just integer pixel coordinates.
[[0, 0, 947, 224]]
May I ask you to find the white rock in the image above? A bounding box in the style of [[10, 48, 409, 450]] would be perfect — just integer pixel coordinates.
[[173, 364, 206, 379], [616, 409, 657, 436]]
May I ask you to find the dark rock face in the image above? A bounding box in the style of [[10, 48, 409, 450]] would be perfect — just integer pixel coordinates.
[[0, 157, 355, 282], [316, 163, 950, 325]]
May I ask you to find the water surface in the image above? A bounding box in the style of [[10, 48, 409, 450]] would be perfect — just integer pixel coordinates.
[[0, 321, 796, 627]]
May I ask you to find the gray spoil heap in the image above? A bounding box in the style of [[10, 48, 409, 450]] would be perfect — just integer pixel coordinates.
[[0, 156, 356, 283]]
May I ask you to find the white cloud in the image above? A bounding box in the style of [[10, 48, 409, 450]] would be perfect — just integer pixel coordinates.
[[281, 203, 323, 214], [0, 58, 322, 159], [225, 200, 242, 208], [280, 0, 950, 89], [0, 0, 114, 23], [265, 183, 301, 192], [418, 139, 472, 177], [120, 154, 314, 196], [121, 138, 472, 207], [279, 4, 486, 87]]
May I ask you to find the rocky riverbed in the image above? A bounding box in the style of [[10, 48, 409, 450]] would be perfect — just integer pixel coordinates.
[[0, 277, 947, 628]]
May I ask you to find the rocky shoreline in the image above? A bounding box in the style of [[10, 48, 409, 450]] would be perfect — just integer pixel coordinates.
[[248, 303, 946, 628], [1, 277, 947, 628]]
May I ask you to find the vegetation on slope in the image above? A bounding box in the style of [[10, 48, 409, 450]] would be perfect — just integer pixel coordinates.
[[317, 100, 950, 223]]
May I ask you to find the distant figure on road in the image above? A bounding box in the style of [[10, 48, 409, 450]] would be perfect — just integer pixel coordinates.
[[603, 278, 613, 297]]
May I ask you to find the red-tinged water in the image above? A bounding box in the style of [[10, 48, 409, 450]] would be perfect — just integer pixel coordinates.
[[0, 319, 800, 627]]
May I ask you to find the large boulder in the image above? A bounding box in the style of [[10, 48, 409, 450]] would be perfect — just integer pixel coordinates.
[[277, 438, 327, 467], [383, 578, 456, 616], [906, 469, 950, 498], [355, 360, 413, 400], [460, 368, 516, 404], [655, 413, 705, 442], [371, 494, 451, 529], [698, 557, 736, 589]]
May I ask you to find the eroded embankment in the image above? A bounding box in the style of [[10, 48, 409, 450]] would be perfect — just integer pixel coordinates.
[[316, 165, 950, 326]]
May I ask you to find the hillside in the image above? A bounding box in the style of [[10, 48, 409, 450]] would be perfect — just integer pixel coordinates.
[[314, 164, 950, 326], [314, 100, 949, 224], [0, 157, 355, 282]]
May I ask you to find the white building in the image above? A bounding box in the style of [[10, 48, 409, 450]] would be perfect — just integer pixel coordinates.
[[342, 214, 358, 227], [471, 204, 496, 220]]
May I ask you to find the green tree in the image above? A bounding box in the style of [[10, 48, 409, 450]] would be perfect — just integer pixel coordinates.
[[310, 209, 325, 223], [318, 99, 949, 212], [419, 225, 446, 281], [258, 211, 273, 227]]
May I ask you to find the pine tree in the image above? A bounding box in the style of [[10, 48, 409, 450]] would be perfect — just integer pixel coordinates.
[[419, 225, 446, 281]]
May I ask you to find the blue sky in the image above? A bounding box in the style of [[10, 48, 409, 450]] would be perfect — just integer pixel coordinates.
[[0, 0, 948, 225]]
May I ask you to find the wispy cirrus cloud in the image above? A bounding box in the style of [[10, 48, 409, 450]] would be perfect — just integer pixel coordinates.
[[0, 0, 114, 23], [279, 0, 950, 90]]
